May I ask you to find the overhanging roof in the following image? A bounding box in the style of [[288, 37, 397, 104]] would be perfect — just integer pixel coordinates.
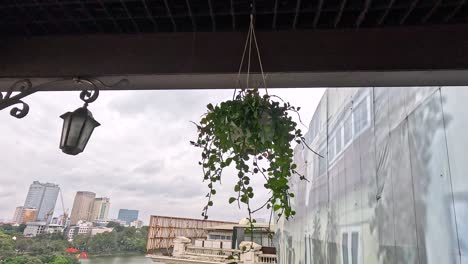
[[0, 1, 467, 90], [0, 0, 466, 35]]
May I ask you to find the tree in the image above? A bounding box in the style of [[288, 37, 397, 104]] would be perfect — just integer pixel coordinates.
[[106, 222, 124, 232], [49, 255, 77, 264], [105, 221, 120, 228], [0, 230, 15, 261], [4, 255, 43, 264], [71, 234, 91, 252], [17, 224, 26, 234], [0, 225, 24, 237]]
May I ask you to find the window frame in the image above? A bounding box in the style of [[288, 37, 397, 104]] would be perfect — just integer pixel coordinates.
[[352, 93, 371, 139], [341, 227, 361, 264]]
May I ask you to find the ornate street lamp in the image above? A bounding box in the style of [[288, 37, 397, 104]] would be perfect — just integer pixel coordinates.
[[59, 106, 100, 155], [59, 79, 101, 155], [0, 77, 128, 154]]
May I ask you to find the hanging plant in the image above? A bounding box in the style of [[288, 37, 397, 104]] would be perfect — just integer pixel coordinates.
[[191, 14, 321, 225]]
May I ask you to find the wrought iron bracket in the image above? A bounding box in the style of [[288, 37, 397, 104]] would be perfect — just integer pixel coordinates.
[[0, 79, 35, 118], [0, 77, 128, 119]]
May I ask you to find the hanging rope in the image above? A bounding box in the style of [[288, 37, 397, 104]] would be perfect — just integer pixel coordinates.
[[234, 11, 268, 99]]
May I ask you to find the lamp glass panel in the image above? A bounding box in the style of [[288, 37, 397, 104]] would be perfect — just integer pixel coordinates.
[[76, 118, 98, 151], [60, 113, 71, 148], [65, 113, 86, 148]]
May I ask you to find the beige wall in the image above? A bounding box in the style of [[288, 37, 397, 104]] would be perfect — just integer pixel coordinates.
[[91, 198, 110, 221], [22, 209, 38, 223], [70, 191, 96, 225]]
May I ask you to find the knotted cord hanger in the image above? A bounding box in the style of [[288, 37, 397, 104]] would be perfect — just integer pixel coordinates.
[[234, 6, 268, 99]]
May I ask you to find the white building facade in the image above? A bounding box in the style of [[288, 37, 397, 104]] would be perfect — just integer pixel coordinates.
[[23, 222, 47, 237], [277, 87, 468, 264]]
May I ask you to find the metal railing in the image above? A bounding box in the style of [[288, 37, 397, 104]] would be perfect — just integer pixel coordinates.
[[256, 254, 277, 263], [186, 246, 240, 257]]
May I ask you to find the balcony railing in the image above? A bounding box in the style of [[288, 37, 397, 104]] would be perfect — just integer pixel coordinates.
[[257, 254, 277, 263]]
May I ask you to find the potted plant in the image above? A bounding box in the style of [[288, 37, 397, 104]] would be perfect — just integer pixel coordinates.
[[191, 15, 320, 227], [191, 87, 321, 224]]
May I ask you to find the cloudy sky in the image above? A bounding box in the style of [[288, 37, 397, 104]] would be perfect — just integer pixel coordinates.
[[0, 87, 325, 224]]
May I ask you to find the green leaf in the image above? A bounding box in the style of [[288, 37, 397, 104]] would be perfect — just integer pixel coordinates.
[[229, 197, 236, 204], [207, 103, 214, 110], [240, 196, 248, 204]]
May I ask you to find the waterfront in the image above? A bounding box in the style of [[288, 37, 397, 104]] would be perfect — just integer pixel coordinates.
[[80, 255, 153, 264]]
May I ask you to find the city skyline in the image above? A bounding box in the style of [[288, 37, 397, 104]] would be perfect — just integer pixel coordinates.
[[8, 182, 145, 224], [0, 89, 325, 224]]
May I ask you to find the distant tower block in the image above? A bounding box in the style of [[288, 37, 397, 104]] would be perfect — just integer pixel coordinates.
[[23, 181, 60, 222], [70, 191, 96, 225]]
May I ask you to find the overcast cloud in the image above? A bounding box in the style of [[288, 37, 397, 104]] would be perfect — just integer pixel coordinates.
[[0, 88, 325, 224]]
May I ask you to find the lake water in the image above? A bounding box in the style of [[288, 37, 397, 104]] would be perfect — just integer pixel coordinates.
[[80, 255, 154, 264]]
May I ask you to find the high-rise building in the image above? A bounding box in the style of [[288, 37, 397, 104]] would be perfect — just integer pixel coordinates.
[[91, 197, 110, 221], [23, 181, 60, 221], [117, 209, 139, 225], [70, 191, 96, 225], [13, 206, 38, 224], [12, 207, 22, 223]]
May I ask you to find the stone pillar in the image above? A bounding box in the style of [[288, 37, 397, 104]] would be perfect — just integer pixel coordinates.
[[172, 236, 191, 257]]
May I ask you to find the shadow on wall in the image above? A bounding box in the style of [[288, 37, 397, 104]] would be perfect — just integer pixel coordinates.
[[277, 87, 467, 264]]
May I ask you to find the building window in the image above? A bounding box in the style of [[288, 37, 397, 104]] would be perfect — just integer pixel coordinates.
[[343, 116, 352, 145], [329, 137, 336, 161], [353, 97, 369, 136], [342, 233, 348, 264], [309, 114, 321, 142], [351, 232, 359, 264], [342, 231, 360, 264], [336, 127, 343, 155], [318, 144, 327, 177]]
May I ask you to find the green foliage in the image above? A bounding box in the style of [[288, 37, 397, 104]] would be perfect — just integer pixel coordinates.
[[70, 234, 91, 252], [0, 225, 25, 237], [0, 229, 15, 260], [0, 224, 148, 262], [0, 228, 77, 264], [48, 256, 74, 264], [106, 222, 125, 232], [17, 225, 27, 234], [16, 233, 70, 256], [3, 255, 78, 264], [73, 226, 148, 255], [0, 230, 15, 250], [4, 255, 43, 264], [192, 88, 315, 223]]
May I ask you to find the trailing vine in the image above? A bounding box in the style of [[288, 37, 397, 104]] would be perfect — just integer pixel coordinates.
[[191, 88, 321, 226]]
